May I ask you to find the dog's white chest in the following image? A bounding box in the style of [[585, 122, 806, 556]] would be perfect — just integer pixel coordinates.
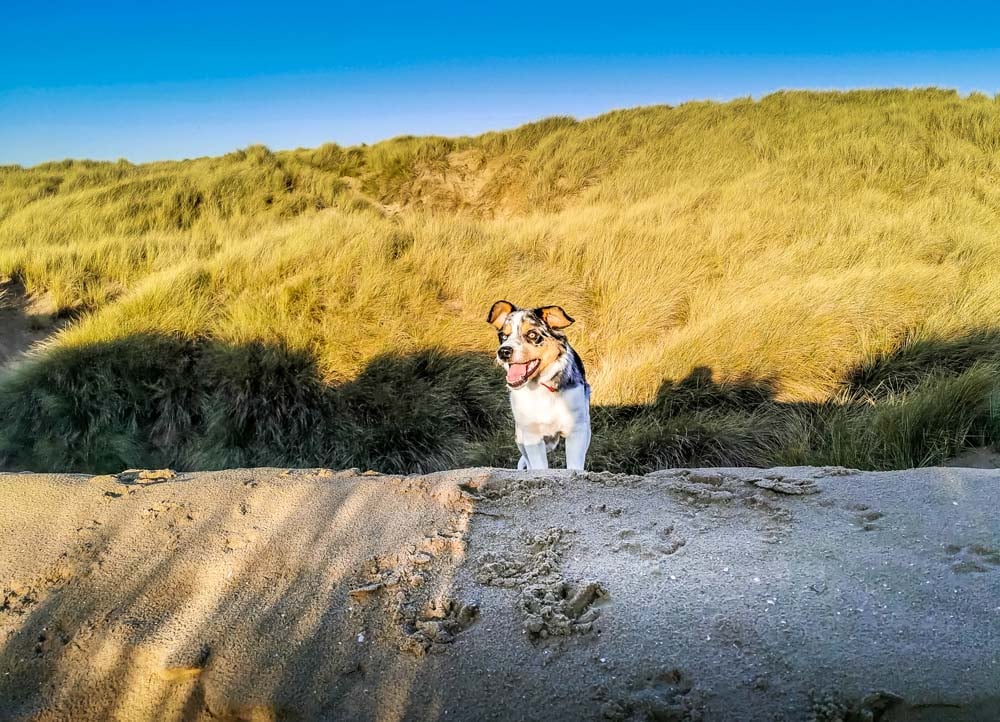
[[509, 384, 587, 439]]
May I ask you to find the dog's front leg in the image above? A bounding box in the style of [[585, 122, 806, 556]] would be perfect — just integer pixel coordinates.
[[521, 439, 548, 470], [565, 426, 591, 471]]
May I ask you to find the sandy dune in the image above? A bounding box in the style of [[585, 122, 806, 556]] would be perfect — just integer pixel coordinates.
[[1, 465, 998, 721]]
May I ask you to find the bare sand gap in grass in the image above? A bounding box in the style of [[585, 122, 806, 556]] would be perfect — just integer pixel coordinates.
[[1, 465, 998, 721], [0, 278, 64, 371]]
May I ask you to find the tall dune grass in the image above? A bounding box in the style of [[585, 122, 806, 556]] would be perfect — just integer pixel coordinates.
[[1, 89, 998, 473]]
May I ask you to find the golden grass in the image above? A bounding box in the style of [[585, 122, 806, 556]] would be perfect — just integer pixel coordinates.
[[1, 88, 999, 472]]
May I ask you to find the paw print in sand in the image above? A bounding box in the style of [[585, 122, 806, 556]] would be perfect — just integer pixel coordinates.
[[945, 543, 1000, 574]]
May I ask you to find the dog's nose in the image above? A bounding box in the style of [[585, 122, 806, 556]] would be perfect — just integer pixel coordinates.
[[497, 346, 513, 361]]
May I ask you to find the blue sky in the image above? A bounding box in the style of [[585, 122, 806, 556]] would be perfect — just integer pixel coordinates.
[[3, 1, 1000, 166]]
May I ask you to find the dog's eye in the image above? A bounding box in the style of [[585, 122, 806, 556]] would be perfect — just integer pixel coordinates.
[[526, 331, 540, 343]]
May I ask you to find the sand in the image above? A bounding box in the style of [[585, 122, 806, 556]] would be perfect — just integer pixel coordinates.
[[1, 465, 998, 721], [0, 279, 63, 371], [944, 447, 1000, 470]]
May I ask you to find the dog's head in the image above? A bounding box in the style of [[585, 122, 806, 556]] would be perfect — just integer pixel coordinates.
[[486, 300, 575, 388]]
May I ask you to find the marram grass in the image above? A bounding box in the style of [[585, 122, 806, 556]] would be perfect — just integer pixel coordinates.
[[1, 88, 998, 473]]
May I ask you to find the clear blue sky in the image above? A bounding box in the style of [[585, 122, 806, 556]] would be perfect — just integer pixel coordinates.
[[3, 1, 1000, 166]]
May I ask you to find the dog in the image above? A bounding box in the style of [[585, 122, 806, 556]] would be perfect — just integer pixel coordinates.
[[487, 300, 591, 470]]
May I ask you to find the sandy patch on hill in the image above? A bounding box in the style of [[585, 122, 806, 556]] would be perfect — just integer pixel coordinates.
[[0, 279, 65, 370], [1, 465, 998, 721]]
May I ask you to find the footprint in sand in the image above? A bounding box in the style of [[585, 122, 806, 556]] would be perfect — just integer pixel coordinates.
[[476, 527, 607, 639], [586, 503, 625, 518], [945, 543, 1000, 573], [843, 503, 884, 532], [611, 525, 687, 559], [2, 562, 76, 620], [350, 529, 478, 656], [32, 625, 71, 658], [600, 668, 702, 721], [223, 529, 258, 552], [139, 500, 200, 549], [399, 597, 480, 655]]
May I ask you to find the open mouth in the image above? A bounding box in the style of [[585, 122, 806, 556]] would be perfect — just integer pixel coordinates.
[[505, 359, 540, 388]]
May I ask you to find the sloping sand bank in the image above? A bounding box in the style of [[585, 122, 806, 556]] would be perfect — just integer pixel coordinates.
[[1, 466, 998, 721]]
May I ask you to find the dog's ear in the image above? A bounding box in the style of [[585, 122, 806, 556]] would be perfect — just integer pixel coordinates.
[[487, 300, 516, 329], [538, 306, 574, 329]]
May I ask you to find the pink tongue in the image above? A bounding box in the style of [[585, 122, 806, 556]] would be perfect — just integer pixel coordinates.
[[506, 363, 530, 385]]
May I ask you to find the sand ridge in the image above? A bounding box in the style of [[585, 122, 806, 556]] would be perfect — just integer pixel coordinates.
[[1, 465, 999, 721]]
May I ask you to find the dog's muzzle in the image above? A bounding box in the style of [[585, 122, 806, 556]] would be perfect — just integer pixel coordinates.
[[504, 359, 539, 387]]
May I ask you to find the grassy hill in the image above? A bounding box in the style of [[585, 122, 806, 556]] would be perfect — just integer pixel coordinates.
[[1, 88, 999, 473]]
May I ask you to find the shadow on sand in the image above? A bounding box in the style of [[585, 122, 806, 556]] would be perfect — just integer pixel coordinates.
[[0, 467, 483, 720]]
